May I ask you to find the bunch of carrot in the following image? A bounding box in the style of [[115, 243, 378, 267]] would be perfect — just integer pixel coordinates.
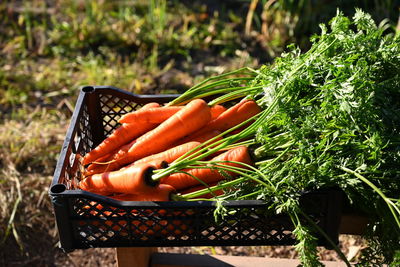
[[78, 97, 262, 202]]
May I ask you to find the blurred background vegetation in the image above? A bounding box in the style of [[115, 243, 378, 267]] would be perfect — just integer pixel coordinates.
[[0, 0, 399, 265]]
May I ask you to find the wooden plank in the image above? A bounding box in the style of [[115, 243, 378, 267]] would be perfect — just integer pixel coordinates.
[[116, 247, 157, 267], [151, 253, 231, 267], [116, 213, 370, 267], [339, 214, 369, 235], [151, 253, 349, 267]]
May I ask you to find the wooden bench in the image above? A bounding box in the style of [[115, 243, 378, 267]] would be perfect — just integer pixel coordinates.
[[115, 214, 368, 267], [117, 249, 350, 267]]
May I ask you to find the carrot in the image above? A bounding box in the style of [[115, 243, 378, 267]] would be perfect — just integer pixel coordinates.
[[178, 182, 224, 199], [176, 99, 261, 143], [161, 146, 253, 190], [134, 141, 201, 166], [174, 130, 221, 146], [82, 103, 160, 165], [82, 123, 148, 165], [198, 99, 261, 135], [85, 147, 121, 171], [83, 139, 137, 176], [85, 141, 197, 176], [119, 106, 183, 124], [210, 104, 227, 119], [140, 102, 162, 109], [98, 99, 212, 172], [84, 141, 134, 176], [79, 162, 159, 194], [119, 103, 224, 124], [85, 153, 114, 173], [111, 184, 175, 202], [111, 139, 136, 161], [92, 152, 114, 164], [190, 130, 221, 143]]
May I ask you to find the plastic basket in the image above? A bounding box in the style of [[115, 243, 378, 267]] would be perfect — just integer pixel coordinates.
[[49, 86, 343, 252]]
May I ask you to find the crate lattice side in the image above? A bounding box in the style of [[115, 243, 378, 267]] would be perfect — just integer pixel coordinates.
[[50, 86, 342, 251]]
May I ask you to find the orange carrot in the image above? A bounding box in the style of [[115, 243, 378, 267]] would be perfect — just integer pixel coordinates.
[[82, 123, 151, 165], [134, 141, 201, 166], [82, 103, 160, 165], [119, 103, 224, 124], [140, 102, 162, 109], [119, 106, 183, 124], [85, 154, 114, 173], [85, 184, 175, 211], [98, 99, 212, 172], [92, 153, 114, 164], [85, 141, 199, 176], [210, 104, 227, 119], [111, 184, 175, 202], [85, 146, 122, 170], [190, 130, 221, 143], [83, 139, 137, 176], [79, 162, 159, 194], [176, 99, 261, 142], [161, 146, 253, 190], [174, 130, 221, 146], [178, 182, 224, 199], [200, 99, 261, 135]]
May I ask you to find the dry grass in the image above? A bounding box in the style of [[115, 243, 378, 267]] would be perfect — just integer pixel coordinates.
[[0, 109, 66, 166], [0, 109, 68, 266]]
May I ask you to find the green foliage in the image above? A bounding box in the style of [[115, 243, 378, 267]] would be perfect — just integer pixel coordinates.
[[167, 9, 400, 265], [1, 1, 241, 60], [253, 10, 400, 264], [248, 0, 399, 53], [0, 0, 257, 110]]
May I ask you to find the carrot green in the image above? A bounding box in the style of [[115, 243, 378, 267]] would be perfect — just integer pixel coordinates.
[[153, 9, 400, 266]]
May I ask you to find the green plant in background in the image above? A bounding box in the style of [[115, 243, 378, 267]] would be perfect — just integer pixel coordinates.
[[1, 0, 398, 111], [147, 0, 166, 70], [245, 0, 399, 56], [0, 0, 250, 111]]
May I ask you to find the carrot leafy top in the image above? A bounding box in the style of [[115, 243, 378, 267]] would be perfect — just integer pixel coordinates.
[[157, 9, 400, 266]]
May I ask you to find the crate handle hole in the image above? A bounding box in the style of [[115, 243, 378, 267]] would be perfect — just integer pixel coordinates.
[[81, 86, 94, 93], [51, 183, 67, 194]]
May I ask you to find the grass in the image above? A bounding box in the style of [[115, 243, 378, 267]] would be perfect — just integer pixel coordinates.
[[0, 0, 254, 110], [0, 109, 68, 265], [0, 0, 399, 265]]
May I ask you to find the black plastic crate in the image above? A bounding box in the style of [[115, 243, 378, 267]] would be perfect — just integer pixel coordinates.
[[49, 86, 343, 252]]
